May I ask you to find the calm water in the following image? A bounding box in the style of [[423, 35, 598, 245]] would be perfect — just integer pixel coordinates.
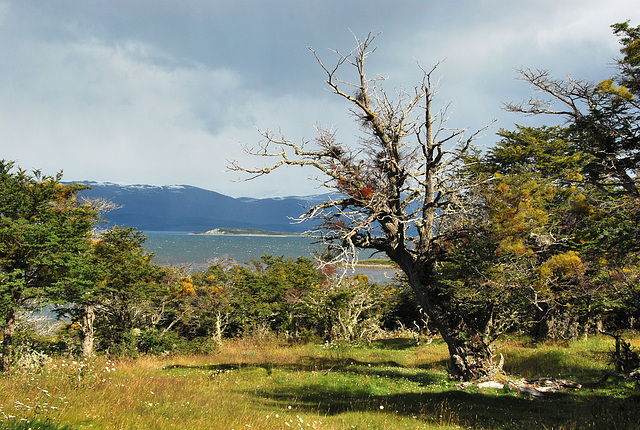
[[144, 231, 320, 267], [143, 231, 396, 282]]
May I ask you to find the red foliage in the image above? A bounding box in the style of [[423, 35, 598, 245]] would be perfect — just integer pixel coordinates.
[[359, 186, 373, 199]]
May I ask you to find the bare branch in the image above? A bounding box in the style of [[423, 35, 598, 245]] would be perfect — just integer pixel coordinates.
[[80, 197, 121, 215]]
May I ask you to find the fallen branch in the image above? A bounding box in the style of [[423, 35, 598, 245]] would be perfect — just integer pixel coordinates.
[[512, 383, 545, 398], [526, 377, 582, 390], [463, 376, 582, 398]]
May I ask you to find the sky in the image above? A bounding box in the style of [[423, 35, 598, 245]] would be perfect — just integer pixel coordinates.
[[1, 1, 638, 198]]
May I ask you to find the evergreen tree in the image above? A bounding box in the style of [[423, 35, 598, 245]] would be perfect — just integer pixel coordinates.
[[0, 160, 98, 370], [56, 226, 166, 355]]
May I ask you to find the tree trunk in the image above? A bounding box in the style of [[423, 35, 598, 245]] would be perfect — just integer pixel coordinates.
[[425, 303, 496, 380], [404, 265, 496, 381], [80, 305, 95, 357], [442, 331, 496, 381], [1, 307, 16, 372], [212, 311, 227, 346]]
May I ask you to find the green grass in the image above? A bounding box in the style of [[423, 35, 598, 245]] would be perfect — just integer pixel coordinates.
[[1, 335, 639, 429]]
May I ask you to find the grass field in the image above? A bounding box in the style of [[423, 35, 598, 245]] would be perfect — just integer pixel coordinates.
[[0, 334, 639, 429]]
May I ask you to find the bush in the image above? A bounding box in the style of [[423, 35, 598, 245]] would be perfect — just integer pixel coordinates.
[[136, 329, 219, 355], [12, 343, 52, 372]]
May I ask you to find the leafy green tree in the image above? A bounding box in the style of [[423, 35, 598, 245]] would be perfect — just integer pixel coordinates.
[[251, 255, 324, 337], [463, 127, 595, 338], [461, 124, 640, 339], [0, 160, 98, 370], [56, 226, 166, 355], [612, 21, 640, 94], [155, 262, 236, 345], [501, 23, 640, 335], [506, 23, 639, 199], [209, 255, 325, 338]]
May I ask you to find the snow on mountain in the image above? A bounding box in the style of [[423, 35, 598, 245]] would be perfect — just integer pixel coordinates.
[[76, 182, 328, 233]]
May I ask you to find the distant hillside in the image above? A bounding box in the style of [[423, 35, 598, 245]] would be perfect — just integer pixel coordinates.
[[76, 182, 329, 233]]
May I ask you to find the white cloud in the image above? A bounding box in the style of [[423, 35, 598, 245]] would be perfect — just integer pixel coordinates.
[[0, 26, 348, 196]]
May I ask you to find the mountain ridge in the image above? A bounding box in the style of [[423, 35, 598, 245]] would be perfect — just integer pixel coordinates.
[[75, 181, 329, 233]]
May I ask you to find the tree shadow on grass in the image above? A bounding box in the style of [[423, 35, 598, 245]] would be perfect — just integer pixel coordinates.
[[165, 355, 444, 386], [164, 349, 640, 428], [257, 385, 640, 429]]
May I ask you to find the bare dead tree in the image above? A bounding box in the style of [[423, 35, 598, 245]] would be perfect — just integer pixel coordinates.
[[231, 33, 495, 380], [80, 196, 121, 215]]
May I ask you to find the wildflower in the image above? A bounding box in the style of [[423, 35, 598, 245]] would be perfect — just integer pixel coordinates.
[[379, 405, 384, 410]]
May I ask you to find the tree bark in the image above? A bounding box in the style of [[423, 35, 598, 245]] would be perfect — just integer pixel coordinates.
[[401, 260, 496, 380], [80, 305, 95, 357], [1, 306, 16, 372], [420, 294, 495, 380]]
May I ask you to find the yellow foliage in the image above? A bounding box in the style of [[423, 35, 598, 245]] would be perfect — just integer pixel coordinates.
[[208, 285, 224, 295], [539, 251, 584, 279], [497, 237, 532, 257], [354, 273, 369, 284], [565, 170, 583, 181], [597, 78, 634, 100], [179, 277, 196, 296], [599, 257, 608, 266], [495, 182, 509, 195]]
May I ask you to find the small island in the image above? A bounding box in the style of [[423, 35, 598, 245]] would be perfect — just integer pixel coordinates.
[[355, 258, 398, 268], [196, 227, 302, 237]]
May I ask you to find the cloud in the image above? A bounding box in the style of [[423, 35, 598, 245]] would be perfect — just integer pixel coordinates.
[[0, 16, 347, 196], [1, 0, 639, 197]]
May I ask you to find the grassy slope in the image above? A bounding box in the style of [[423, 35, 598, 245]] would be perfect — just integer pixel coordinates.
[[1, 335, 639, 429]]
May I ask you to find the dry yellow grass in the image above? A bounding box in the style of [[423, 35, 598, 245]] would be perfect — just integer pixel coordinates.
[[1, 335, 639, 429]]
